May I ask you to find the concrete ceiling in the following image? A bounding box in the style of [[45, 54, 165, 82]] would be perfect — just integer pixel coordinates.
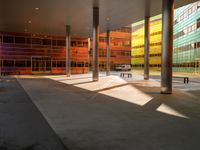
[[0, 0, 198, 37]]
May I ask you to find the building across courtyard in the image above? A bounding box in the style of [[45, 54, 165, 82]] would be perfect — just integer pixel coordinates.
[[0, 27, 131, 75], [131, 0, 200, 74]]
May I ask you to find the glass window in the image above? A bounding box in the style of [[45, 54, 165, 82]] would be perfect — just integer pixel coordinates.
[[52, 61, 57, 67], [43, 39, 51, 45], [57, 61, 65, 67], [57, 40, 66, 46], [32, 38, 42, 45], [27, 61, 31, 67], [52, 40, 57, 46], [188, 7, 192, 15], [197, 42, 200, 48], [180, 14, 184, 21], [15, 37, 26, 44], [174, 19, 178, 24], [3, 60, 14, 67], [16, 61, 26, 67], [192, 24, 196, 31], [71, 41, 76, 47], [183, 10, 188, 19], [26, 38, 31, 44], [188, 26, 191, 33], [197, 18, 200, 28], [71, 61, 76, 67], [192, 4, 197, 12], [3, 36, 14, 43]]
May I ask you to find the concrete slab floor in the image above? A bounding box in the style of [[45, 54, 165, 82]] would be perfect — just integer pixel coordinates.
[[16, 73, 200, 150], [0, 77, 66, 150]]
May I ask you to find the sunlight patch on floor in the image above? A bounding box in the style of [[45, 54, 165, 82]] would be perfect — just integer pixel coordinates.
[[99, 84, 153, 106], [74, 76, 126, 91], [47, 75, 153, 106], [156, 104, 190, 119]]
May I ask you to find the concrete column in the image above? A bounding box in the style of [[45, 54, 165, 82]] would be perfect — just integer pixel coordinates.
[[161, 0, 174, 94], [144, 16, 150, 80], [92, 7, 99, 81], [106, 30, 110, 76], [88, 38, 90, 72], [66, 25, 71, 77]]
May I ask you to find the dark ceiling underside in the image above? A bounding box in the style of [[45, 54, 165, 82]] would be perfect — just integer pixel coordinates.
[[0, 0, 197, 37]]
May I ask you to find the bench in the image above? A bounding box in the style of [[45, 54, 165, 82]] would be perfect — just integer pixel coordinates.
[[120, 72, 132, 78], [173, 76, 189, 84]]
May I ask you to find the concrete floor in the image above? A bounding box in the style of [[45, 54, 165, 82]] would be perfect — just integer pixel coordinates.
[[15, 72, 200, 150], [0, 77, 66, 150]]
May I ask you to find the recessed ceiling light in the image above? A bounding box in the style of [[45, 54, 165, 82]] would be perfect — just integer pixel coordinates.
[[35, 7, 39, 10], [106, 18, 110, 21], [28, 20, 32, 24]]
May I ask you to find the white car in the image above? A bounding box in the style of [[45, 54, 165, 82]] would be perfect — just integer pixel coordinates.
[[115, 64, 131, 71]]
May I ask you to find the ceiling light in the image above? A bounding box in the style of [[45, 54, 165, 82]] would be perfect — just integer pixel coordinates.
[[35, 7, 39, 10], [28, 20, 32, 24], [106, 18, 110, 21]]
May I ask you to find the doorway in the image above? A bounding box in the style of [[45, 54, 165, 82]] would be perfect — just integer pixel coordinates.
[[195, 58, 200, 74], [31, 56, 52, 74]]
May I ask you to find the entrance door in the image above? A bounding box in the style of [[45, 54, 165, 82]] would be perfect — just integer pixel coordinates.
[[31, 56, 52, 74], [195, 59, 200, 74]]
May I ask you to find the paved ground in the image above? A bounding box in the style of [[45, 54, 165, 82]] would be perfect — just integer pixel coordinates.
[[16, 73, 200, 150], [0, 77, 66, 150]]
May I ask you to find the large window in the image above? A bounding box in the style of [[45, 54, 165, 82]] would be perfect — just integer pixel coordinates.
[[43, 39, 51, 45], [15, 60, 26, 67], [3, 36, 14, 43], [0, 36, 2, 43], [32, 38, 42, 45], [15, 37, 26, 44], [57, 61, 65, 67], [3, 60, 14, 67], [57, 40, 66, 46]]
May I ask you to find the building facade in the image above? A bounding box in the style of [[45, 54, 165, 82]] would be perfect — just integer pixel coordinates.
[[0, 27, 131, 75], [95, 27, 131, 71], [131, 15, 162, 71], [173, 1, 200, 73], [131, 1, 200, 74]]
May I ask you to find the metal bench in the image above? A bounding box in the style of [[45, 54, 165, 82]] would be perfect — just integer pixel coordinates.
[[173, 76, 189, 84], [120, 72, 132, 78]]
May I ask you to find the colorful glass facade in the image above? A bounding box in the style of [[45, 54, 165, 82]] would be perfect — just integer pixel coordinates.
[[0, 27, 131, 75], [131, 15, 162, 71], [131, 1, 200, 74], [173, 1, 200, 73], [95, 27, 131, 71]]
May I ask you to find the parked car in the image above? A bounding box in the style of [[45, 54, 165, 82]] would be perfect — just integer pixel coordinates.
[[115, 64, 131, 71]]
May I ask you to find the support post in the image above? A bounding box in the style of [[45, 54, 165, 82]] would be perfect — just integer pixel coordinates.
[[106, 30, 110, 76], [88, 38, 90, 72], [161, 0, 174, 94], [66, 25, 71, 77], [144, 16, 150, 80], [92, 7, 99, 81]]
